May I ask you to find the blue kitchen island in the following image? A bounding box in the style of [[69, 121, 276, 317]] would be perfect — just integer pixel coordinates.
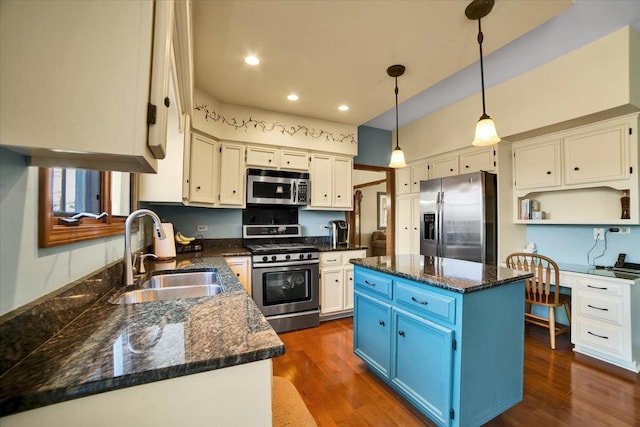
[[351, 255, 533, 427]]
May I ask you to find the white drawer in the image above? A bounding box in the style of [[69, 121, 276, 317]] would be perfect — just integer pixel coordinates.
[[573, 317, 626, 358], [574, 292, 624, 325], [320, 252, 342, 266], [573, 277, 624, 296], [343, 250, 366, 265]]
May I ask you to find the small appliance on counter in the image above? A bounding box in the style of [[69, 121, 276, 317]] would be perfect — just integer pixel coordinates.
[[153, 223, 176, 259], [329, 220, 350, 247]]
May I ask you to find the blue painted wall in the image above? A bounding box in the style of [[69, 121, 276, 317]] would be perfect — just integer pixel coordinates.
[[526, 225, 640, 266], [142, 204, 344, 239], [355, 126, 391, 167]]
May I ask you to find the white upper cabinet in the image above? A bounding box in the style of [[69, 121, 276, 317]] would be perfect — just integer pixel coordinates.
[[430, 156, 459, 179], [396, 167, 412, 195], [189, 134, 218, 204], [514, 138, 562, 190], [459, 147, 496, 174], [280, 149, 310, 171], [410, 162, 427, 193], [246, 146, 279, 168], [0, 0, 178, 173], [563, 121, 629, 185], [218, 143, 245, 206], [309, 154, 352, 210]]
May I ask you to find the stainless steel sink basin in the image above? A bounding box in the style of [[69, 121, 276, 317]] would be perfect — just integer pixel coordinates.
[[111, 269, 225, 304], [112, 284, 225, 304], [141, 270, 221, 289]]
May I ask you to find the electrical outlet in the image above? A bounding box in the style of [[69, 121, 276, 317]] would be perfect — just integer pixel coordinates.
[[196, 225, 208, 232], [619, 226, 631, 234], [593, 228, 605, 240]]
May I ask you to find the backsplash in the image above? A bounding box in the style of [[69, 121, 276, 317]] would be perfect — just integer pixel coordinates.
[[141, 203, 344, 239], [526, 225, 640, 266]]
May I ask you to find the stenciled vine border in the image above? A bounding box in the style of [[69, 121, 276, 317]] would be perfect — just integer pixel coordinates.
[[194, 104, 356, 144]]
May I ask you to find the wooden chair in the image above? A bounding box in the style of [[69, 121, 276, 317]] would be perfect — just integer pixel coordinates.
[[505, 252, 571, 349]]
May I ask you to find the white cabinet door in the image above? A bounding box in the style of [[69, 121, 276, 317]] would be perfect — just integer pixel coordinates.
[[321, 268, 344, 315], [396, 195, 413, 254], [344, 267, 355, 310], [189, 134, 217, 204], [430, 157, 459, 179], [514, 138, 562, 190], [333, 156, 353, 209], [280, 150, 309, 171], [219, 143, 245, 206], [410, 163, 427, 193], [396, 167, 411, 195], [246, 145, 279, 168], [564, 121, 629, 185], [460, 148, 495, 174], [411, 194, 421, 254], [311, 154, 332, 207], [0, 0, 173, 173], [224, 257, 252, 295]]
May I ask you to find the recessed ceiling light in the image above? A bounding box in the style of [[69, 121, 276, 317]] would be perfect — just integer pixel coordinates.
[[287, 94, 299, 101], [245, 55, 260, 66], [338, 105, 349, 111]]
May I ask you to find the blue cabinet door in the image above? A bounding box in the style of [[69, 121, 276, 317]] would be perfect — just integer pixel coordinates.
[[354, 291, 392, 377], [392, 308, 454, 427]]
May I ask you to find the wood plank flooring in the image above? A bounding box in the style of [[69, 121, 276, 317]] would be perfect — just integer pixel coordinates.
[[272, 318, 640, 426]]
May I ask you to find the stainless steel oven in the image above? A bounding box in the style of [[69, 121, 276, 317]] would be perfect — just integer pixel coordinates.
[[244, 224, 320, 333]]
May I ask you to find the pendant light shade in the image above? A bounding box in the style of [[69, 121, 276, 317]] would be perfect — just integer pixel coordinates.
[[466, 0, 500, 147], [387, 64, 407, 168]]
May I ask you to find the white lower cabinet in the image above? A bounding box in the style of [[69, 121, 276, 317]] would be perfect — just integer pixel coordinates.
[[224, 256, 252, 296], [571, 275, 639, 372], [396, 194, 421, 255], [320, 249, 366, 319]]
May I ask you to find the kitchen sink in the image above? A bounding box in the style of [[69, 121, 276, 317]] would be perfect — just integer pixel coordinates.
[[111, 269, 225, 304], [112, 284, 225, 304], [141, 269, 221, 289]]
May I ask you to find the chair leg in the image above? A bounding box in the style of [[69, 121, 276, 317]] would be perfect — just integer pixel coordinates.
[[549, 306, 556, 350]]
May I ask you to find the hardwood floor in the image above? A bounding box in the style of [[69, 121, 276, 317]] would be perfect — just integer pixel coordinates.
[[272, 318, 640, 426]]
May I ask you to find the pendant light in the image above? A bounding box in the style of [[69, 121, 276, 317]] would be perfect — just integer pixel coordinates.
[[466, 0, 500, 147], [387, 64, 407, 168]]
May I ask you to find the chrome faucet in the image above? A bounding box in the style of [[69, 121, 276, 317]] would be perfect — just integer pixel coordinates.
[[124, 209, 166, 286]]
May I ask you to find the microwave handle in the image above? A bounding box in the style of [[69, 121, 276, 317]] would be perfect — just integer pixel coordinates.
[[292, 181, 297, 203]]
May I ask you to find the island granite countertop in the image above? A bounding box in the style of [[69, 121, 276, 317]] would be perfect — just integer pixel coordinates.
[[351, 254, 533, 293], [0, 252, 284, 417]]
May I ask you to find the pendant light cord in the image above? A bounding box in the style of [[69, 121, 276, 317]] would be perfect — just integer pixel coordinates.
[[394, 77, 400, 149], [477, 18, 487, 118]]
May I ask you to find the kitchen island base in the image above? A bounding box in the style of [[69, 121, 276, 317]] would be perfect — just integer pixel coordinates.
[[1, 359, 273, 427], [353, 260, 527, 427]]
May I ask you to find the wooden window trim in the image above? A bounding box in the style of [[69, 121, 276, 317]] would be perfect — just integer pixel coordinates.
[[38, 168, 132, 248]]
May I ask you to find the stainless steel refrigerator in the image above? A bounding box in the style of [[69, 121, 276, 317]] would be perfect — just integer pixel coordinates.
[[420, 171, 497, 265]]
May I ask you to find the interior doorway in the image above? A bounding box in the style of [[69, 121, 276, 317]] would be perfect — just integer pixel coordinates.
[[348, 164, 395, 256]]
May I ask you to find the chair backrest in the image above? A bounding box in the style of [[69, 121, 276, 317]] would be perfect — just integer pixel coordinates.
[[505, 252, 561, 304]]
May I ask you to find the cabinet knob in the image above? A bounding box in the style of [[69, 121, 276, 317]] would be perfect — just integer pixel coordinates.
[[232, 190, 236, 194], [465, 165, 469, 168], [335, 279, 339, 283], [398, 331, 405, 337], [404, 183, 408, 186], [287, 161, 290, 164], [450, 168, 454, 172], [324, 194, 328, 197], [236, 273, 240, 277], [164, 97, 170, 108], [268, 159, 272, 163], [546, 171, 552, 175], [379, 320, 385, 327], [337, 195, 341, 198], [197, 186, 201, 190], [574, 167, 580, 171]]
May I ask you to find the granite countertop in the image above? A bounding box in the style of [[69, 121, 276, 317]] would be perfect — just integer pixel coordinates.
[[0, 252, 284, 417], [556, 262, 640, 283], [351, 254, 533, 294], [314, 244, 368, 252]]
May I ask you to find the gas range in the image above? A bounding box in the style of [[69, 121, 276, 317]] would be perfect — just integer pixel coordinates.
[[243, 225, 319, 266]]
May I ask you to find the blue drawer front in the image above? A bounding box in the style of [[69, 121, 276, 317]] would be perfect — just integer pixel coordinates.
[[354, 267, 393, 300], [395, 279, 456, 325]]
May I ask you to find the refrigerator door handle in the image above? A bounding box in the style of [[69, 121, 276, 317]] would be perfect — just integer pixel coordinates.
[[436, 191, 442, 257]]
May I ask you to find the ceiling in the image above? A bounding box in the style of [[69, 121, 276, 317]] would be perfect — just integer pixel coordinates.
[[192, 1, 640, 130]]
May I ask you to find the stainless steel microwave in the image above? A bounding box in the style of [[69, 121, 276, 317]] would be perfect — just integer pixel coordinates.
[[246, 169, 310, 205]]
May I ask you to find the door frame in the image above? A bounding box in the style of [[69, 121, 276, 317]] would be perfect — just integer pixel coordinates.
[[353, 163, 396, 256]]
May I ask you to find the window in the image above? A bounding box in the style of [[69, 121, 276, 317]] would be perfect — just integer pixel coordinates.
[[38, 167, 134, 247]]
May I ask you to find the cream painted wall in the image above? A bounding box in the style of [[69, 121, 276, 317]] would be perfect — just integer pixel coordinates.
[[399, 26, 640, 162], [192, 89, 358, 156], [0, 148, 140, 316]]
